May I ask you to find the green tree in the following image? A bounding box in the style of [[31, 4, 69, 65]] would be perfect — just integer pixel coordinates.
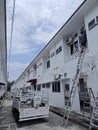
[[7, 81, 14, 91]]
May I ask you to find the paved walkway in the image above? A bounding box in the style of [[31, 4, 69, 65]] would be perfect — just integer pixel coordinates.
[[0, 98, 87, 130]]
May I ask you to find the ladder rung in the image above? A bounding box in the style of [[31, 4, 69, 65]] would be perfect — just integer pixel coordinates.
[[92, 111, 98, 115], [91, 123, 98, 128], [93, 101, 98, 103], [64, 107, 71, 111], [83, 107, 90, 109], [83, 97, 90, 99], [92, 106, 98, 108], [92, 117, 98, 121], [84, 102, 90, 104]]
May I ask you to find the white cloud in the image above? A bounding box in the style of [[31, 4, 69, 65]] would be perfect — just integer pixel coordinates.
[[12, 44, 32, 54], [7, 0, 84, 49], [31, 27, 57, 45], [8, 62, 29, 81]]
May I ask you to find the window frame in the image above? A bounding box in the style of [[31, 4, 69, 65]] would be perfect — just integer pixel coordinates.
[[88, 18, 96, 30], [65, 84, 69, 91], [96, 16, 98, 23], [42, 84, 45, 88], [56, 46, 62, 55], [37, 84, 41, 91], [47, 60, 50, 68], [52, 81, 60, 93], [46, 83, 50, 88], [70, 40, 78, 55]]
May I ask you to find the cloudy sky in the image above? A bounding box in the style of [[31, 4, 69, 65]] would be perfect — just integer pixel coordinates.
[[7, 0, 84, 81]]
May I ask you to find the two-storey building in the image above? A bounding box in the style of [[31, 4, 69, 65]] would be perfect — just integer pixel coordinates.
[[11, 0, 98, 113], [0, 0, 7, 102]]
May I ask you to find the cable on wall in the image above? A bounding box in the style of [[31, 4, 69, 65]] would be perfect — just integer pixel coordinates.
[[8, 0, 16, 80]]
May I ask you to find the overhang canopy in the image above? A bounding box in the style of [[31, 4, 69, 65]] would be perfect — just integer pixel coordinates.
[[27, 79, 37, 84], [0, 82, 6, 85]]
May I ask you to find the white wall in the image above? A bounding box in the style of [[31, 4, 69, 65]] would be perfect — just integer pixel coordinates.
[[0, 0, 7, 96], [0, 0, 7, 83], [85, 3, 98, 56], [50, 46, 56, 70], [87, 63, 98, 98], [84, 3, 98, 97], [49, 81, 65, 108], [63, 40, 71, 63], [37, 59, 43, 76]]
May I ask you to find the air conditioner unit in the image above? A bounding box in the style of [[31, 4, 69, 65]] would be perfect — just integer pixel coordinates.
[[54, 74, 60, 80], [66, 37, 73, 45]]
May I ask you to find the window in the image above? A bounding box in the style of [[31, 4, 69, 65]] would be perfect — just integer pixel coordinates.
[[56, 46, 62, 54], [52, 82, 55, 92], [88, 19, 95, 30], [42, 84, 45, 88], [96, 16, 98, 23], [70, 44, 73, 55], [65, 84, 69, 91], [46, 83, 50, 88], [52, 81, 60, 92], [79, 78, 85, 92], [56, 48, 59, 54], [37, 62, 42, 68], [37, 84, 41, 91], [70, 41, 78, 55], [47, 60, 50, 68], [34, 85, 36, 91], [64, 73, 67, 77]]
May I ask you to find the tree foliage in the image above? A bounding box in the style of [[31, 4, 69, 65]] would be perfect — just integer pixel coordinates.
[[7, 81, 14, 91]]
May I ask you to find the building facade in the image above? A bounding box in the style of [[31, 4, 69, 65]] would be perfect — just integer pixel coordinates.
[[11, 0, 98, 113], [0, 0, 7, 101]]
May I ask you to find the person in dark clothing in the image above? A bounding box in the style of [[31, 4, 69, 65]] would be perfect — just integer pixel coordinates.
[[79, 27, 87, 52]]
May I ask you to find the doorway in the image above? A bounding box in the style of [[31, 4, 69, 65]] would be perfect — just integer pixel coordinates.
[[64, 83, 70, 106], [79, 78, 89, 111]]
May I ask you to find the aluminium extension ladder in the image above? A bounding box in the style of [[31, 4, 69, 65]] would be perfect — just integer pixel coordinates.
[[89, 98, 98, 130], [79, 88, 98, 130], [63, 49, 86, 127], [80, 88, 95, 117]]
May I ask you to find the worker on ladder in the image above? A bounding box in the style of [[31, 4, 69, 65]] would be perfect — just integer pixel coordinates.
[[79, 27, 87, 53]]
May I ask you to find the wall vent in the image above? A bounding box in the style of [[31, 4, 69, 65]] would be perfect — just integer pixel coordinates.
[[64, 73, 67, 77]]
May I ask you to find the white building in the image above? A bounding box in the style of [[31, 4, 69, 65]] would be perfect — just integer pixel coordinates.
[[12, 0, 98, 113], [0, 0, 7, 100]]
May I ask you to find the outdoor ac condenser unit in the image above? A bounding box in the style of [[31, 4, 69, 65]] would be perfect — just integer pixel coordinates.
[[54, 74, 60, 80], [66, 37, 73, 45]]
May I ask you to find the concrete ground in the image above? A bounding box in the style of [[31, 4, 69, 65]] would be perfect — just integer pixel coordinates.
[[0, 97, 87, 130]]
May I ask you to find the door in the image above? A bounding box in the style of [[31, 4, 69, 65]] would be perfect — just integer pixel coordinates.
[[79, 78, 89, 110], [79, 78, 86, 92], [64, 84, 70, 106]]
